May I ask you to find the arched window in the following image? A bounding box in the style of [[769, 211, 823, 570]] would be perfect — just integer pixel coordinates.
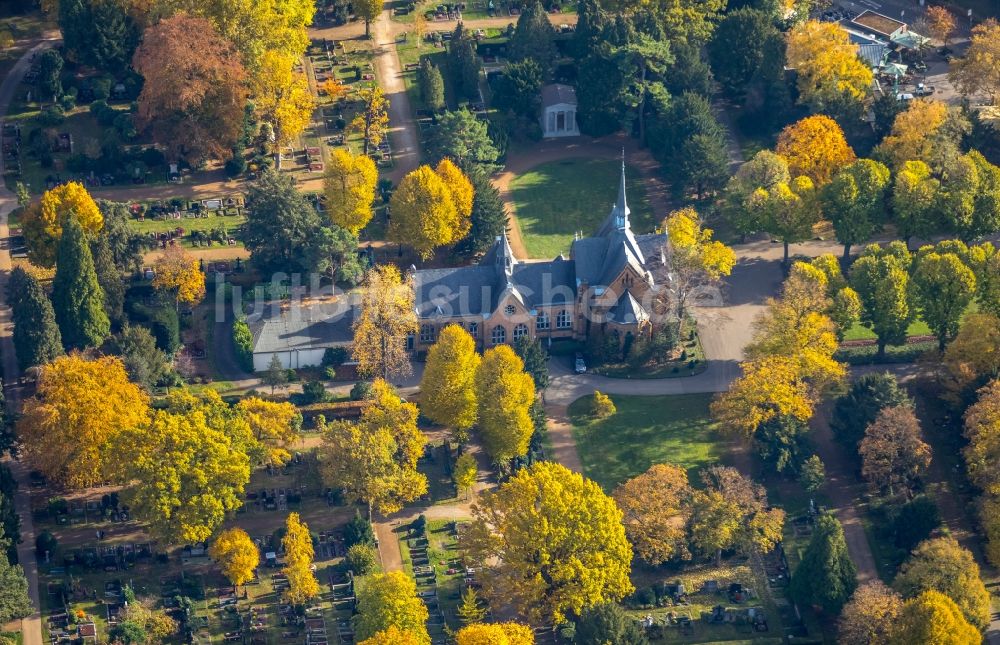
[[513, 323, 528, 340], [491, 325, 506, 345], [536, 312, 549, 331], [467, 322, 479, 338], [556, 310, 571, 329], [419, 324, 435, 343]]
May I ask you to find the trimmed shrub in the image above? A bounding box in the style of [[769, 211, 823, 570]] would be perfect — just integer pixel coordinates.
[[592, 391, 616, 419], [345, 543, 378, 575]]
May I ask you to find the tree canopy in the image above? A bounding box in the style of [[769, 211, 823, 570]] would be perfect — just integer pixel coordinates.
[[133, 14, 248, 164], [420, 325, 480, 439], [461, 462, 633, 623], [894, 536, 991, 631], [19, 354, 150, 489], [355, 572, 431, 645], [789, 514, 857, 613], [318, 379, 428, 515]]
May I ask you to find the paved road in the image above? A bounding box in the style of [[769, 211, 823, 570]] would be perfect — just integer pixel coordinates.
[[0, 39, 58, 645]]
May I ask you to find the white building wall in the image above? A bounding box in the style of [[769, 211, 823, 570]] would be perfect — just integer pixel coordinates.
[[542, 102, 579, 138], [252, 348, 327, 372]]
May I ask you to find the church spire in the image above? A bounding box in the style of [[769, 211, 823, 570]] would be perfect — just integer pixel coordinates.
[[495, 229, 516, 278], [609, 151, 630, 231]]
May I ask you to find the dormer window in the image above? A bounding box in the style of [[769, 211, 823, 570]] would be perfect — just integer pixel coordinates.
[[504, 304, 516, 316]]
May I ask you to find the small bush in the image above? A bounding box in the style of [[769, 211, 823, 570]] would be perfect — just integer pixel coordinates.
[[412, 514, 427, 536], [893, 495, 941, 551], [35, 530, 57, 558], [591, 391, 616, 419], [301, 380, 329, 404], [345, 543, 378, 575], [141, 146, 165, 167], [91, 77, 112, 101], [350, 381, 374, 401], [322, 346, 349, 366], [344, 511, 375, 548], [37, 106, 65, 126]]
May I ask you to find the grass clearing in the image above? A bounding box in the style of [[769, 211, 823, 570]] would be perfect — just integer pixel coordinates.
[[569, 393, 723, 491], [510, 158, 656, 259]]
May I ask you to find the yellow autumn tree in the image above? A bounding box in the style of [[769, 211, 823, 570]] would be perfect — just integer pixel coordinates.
[[153, 245, 206, 307], [388, 165, 465, 260], [786, 20, 872, 117], [18, 354, 150, 488], [320, 78, 347, 101], [710, 355, 816, 436], [178, 0, 314, 75], [775, 115, 856, 186], [355, 572, 431, 645], [117, 406, 251, 544], [353, 85, 390, 155], [251, 49, 315, 145], [358, 627, 427, 645], [949, 19, 1000, 104], [962, 379, 1000, 565], [209, 528, 260, 586], [420, 324, 481, 440], [474, 345, 536, 463], [888, 590, 982, 645], [434, 158, 474, 238], [894, 536, 991, 631], [461, 462, 633, 623], [664, 207, 736, 318], [282, 512, 320, 605], [22, 181, 103, 267], [235, 397, 302, 466], [938, 313, 1000, 404], [324, 148, 378, 234], [317, 379, 428, 515], [613, 463, 693, 565], [455, 623, 535, 645], [744, 264, 846, 389], [875, 99, 950, 169], [352, 264, 419, 380]]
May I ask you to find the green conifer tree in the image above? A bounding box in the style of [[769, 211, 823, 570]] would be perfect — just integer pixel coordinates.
[[8, 267, 63, 370], [51, 216, 110, 350]]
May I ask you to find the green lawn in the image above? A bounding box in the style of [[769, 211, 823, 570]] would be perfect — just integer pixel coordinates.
[[842, 301, 979, 341], [510, 158, 656, 259], [569, 393, 723, 491]]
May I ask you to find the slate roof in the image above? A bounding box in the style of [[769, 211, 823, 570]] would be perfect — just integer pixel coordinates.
[[249, 301, 354, 353], [541, 84, 577, 108], [608, 290, 649, 325], [413, 161, 667, 320]]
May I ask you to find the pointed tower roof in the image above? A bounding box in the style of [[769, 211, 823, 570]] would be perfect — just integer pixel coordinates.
[[597, 154, 632, 237], [480, 231, 517, 279]]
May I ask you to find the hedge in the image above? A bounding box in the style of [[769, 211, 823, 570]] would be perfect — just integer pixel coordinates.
[[232, 318, 253, 372]]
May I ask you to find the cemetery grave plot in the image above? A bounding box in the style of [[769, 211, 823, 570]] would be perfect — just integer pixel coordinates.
[[398, 519, 468, 635], [393, 0, 576, 22], [396, 30, 505, 114], [418, 440, 461, 504], [3, 68, 168, 194], [128, 196, 248, 250], [31, 454, 366, 643], [304, 37, 390, 169], [624, 561, 785, 643]]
